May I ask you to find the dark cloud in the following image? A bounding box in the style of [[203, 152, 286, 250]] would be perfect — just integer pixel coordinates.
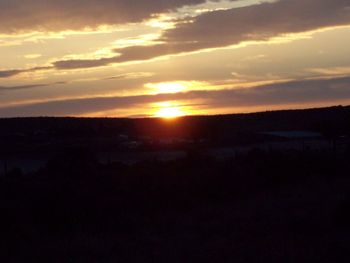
[[0, 81, 66, 91], [102, 72, 154, 80], [53, 44, 184, 69], [1, 75, 350, 117], [0, 0, 211, 33], [0, 69, 25, 78], [0, 66, 52, 78], [162, 0, 350, 46], [53, 57, 117, 70], [52, 0, 350, 70]]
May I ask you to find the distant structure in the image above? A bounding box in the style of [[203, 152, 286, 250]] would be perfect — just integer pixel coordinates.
[[259, 131, 323, 140], [258, 131, 325, 152]]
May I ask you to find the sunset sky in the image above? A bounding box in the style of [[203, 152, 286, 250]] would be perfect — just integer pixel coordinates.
[[1, 0, 350, 118]]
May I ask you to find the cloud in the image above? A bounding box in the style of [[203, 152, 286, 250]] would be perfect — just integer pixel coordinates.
[[52, 0, 350, 70], [102, 72, 155, 81], [0, 0, 210, 33], [1, 75, 350, 117]]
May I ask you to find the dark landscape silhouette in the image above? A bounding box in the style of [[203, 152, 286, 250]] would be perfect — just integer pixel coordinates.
[[1, 105, 350, 262]]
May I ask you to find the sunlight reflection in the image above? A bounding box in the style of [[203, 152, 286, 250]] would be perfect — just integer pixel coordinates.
[[145, 15, 175, 29], [145, 81, 211, 95], [147, 82, 186, 94]]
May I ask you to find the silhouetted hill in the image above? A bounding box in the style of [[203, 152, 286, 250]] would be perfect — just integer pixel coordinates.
[[1, 105, 349, 139]]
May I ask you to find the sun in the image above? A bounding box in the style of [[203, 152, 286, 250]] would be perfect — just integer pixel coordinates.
[[154, 102, 185, 119], [156, 108, 183, 119]]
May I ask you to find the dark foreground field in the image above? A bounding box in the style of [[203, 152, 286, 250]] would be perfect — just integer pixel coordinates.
[[1, 149, 350, 262]]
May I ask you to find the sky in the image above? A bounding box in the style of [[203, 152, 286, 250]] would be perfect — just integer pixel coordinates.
[[1, 0, 350, 118]]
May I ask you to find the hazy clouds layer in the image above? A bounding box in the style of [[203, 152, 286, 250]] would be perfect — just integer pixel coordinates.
[[3, 0, 350, 74], [53, 0, 350, 69]]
